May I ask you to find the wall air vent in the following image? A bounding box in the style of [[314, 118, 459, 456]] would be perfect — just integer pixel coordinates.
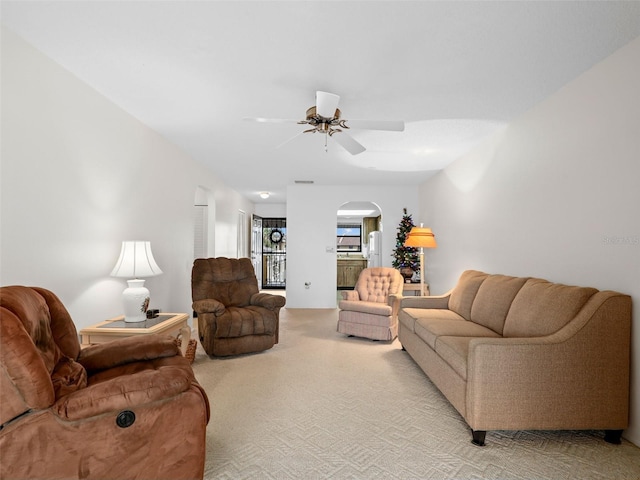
[[294, 180, 314, 184]]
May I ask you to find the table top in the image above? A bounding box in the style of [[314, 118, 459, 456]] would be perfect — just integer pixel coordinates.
[[403, 283, 429, 290]]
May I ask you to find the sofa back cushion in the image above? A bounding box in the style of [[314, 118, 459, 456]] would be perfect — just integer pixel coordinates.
[[470, 274, 528, 334], [503, 278, 598, 337], [448, 270, 488, 320]]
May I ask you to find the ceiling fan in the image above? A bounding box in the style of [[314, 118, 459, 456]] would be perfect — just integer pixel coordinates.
[[246, 91, 404, 155]]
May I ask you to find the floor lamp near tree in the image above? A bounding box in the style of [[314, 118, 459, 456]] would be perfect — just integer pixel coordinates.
[[404, 225, 437, 296]]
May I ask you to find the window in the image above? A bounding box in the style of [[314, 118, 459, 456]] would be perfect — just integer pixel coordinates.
[[337, 224, 362, 252]]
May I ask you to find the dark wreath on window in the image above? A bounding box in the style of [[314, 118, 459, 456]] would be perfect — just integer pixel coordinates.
[[270, 228, 283, 244]]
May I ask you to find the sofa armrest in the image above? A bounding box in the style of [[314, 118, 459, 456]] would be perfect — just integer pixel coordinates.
[[192, 298, 226, 316], [465, 292, 631, 431], [250, 292, 286, 310], [53, 356, 195, 421], [388, 293, 403, 316], [400, 292, 450, 309], [77, 335, 180, 373]]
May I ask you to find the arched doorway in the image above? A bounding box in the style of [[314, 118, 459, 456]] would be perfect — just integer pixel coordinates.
[[336, 201, 382, 289]]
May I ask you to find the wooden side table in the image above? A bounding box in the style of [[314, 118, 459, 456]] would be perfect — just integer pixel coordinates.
[[79, 313, 192, 356], [403, 283, 430, 296]]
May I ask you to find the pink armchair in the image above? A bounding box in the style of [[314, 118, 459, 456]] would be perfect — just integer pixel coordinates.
[[0, 286, 210, 480], [337, 267, 404, 341]]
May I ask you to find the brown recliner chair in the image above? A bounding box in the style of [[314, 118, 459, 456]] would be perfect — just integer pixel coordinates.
[[192, 257, 286, 357], [337, 267, 404, 341], [0, 286, 210, 480]]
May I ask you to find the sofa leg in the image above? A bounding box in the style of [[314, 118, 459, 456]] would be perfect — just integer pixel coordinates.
[[604, 430, 623, 444], [471, 430, 486, 446]]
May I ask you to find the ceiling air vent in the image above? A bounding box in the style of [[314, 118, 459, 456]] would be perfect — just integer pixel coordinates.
[[294, 180, 314, 184]]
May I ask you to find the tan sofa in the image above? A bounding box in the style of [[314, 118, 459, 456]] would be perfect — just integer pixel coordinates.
[[398, 270, 631, 446]]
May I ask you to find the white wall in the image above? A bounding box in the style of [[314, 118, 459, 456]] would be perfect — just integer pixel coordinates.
[[254, 203, 287, 218], [0, 27, 253, 329], [417, 37, 640, 445], [286, 185, 418, 308]]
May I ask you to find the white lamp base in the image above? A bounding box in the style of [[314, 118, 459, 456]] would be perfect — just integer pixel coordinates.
[[122, 279, 150, 322]]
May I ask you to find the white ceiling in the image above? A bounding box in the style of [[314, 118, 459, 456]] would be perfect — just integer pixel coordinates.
[[3, 1, 640, 204]]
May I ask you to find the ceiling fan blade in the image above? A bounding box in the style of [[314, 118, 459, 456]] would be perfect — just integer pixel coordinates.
[[332, 132, 366, 155], [344, 119, 405, 131], [243, 117, 298, 124], [276, 131, 305, 150], [316, 91, 340, 118]]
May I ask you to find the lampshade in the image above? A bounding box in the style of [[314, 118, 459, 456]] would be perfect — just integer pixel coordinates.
[[404, 227, 437, 248], [110, 241, 163, 278]]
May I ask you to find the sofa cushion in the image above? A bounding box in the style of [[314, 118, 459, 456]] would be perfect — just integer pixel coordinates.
[[448, 270, 488, 320], [399, 307, 463, 333], [470, 274, 529, 335], [415, 317, 499, 350], [435, 336, 473, 380], [503, 278, 598, 337]]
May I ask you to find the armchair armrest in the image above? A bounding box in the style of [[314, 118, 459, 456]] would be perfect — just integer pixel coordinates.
[[77, 335, 180, 373], [192, 298, 226, 316], [341, 290, 360, 301], [250, 292, 286, 310], [53, 356, 195, 421]]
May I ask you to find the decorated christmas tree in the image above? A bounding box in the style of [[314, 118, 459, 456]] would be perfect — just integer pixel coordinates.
[[391, 208, 419, 272]]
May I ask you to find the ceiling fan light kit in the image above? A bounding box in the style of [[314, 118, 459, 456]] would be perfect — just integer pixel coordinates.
[[249, 90, 405, 155]]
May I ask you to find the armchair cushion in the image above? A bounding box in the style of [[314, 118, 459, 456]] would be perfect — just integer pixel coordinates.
[[214, 306, 278, 338], [339, 300, 392, 317], [354, 267, 403, 303], [192, 257, 258, 307]]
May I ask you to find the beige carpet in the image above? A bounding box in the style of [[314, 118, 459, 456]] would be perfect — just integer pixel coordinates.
[[191, 306, 640, 480]]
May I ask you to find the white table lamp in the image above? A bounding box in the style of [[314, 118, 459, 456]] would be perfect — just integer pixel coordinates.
[[110, 241, 163, 322], [404, 225, 437, 296]]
